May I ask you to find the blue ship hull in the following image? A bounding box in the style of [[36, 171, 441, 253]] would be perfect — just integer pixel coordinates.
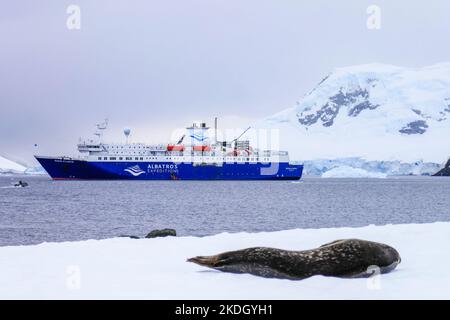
[[35, 156, 303, 180]]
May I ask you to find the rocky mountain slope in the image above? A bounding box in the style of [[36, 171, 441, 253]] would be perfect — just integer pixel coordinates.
[[255, 63, 450, 175]]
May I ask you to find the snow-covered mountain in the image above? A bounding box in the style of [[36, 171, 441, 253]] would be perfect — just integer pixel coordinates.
[[0, 155, 27, 174], [0, 155, 46, 175], [255, 63, 450, 175]]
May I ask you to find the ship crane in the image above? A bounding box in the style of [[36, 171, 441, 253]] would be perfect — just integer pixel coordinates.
[[176, 134, 185, 145], [232, 126, 251, 144], [233, 126, 251, 152]]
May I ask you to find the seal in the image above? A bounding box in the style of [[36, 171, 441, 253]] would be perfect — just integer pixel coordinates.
[[187, 239, 401, 280]]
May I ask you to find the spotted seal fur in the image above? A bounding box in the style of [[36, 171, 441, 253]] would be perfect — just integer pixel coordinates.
[[187, 239, 401, 280]]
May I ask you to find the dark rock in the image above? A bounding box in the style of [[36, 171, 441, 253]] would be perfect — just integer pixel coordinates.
[[348, 100, 379, 117], [298, 87, 378, 127], [399, 120, 428, 135], [433, 159, 450, 176], [445, 98, 450, 112], [145, 228, 176, 238]]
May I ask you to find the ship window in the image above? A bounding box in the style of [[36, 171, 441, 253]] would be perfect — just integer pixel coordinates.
[[140, 157, 143, 160], [119, 157, 123, 160], [135, 157, 139, 160], [98, 157, 102, 160], [104, 157, 107, 160], [110, 157, 116, 160]]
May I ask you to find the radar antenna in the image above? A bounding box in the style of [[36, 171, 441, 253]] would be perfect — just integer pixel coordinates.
[[123, 127, 131, 144], [94, 119, 108, 141], [97, 119, 108, 130]]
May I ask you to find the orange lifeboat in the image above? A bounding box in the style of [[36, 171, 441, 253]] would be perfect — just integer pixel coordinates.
[[192, 146, 211, 152], [167, 145, 185, 151]]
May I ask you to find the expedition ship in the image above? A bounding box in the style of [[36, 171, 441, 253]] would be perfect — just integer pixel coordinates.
[[35, 119, 303, 180]]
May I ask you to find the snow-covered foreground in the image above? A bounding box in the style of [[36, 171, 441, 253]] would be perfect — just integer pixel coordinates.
[[0, 222, 449, 299]]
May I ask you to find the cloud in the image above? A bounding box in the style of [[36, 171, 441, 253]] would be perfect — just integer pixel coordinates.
[[1, 0, 450, 164]]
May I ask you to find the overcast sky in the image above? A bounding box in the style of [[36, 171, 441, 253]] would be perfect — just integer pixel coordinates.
[[1, 0, 450, 165]]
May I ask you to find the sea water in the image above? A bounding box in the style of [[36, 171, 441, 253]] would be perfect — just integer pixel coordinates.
[[1, 175, 450, 246]]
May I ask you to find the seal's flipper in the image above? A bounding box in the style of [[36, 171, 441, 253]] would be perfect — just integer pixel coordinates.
[[187, 255, 220, 267]]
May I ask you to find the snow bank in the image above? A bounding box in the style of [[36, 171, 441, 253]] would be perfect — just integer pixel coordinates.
[[0, 156, 26, 174], [322, 166, 387, 178], [0, 222, 449, 299]]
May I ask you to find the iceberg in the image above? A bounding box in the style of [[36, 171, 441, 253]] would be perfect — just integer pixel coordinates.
[[24, 166, 47, 175]]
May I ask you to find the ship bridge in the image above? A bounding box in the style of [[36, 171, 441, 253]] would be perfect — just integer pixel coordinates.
[[77, 119, 291, 164]]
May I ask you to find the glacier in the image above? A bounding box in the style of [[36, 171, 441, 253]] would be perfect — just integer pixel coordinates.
[[321, 166, 387, 178], [301, 157, 441, 176], [254, 63, 450, 176]]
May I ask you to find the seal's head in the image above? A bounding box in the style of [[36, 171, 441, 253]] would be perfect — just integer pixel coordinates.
[[369, 241, 402, 273], [324, 239, 401, 276]]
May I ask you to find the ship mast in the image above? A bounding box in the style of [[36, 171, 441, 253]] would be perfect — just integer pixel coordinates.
[[94, 119, 108, 142], [214, 117, 218, 145]]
